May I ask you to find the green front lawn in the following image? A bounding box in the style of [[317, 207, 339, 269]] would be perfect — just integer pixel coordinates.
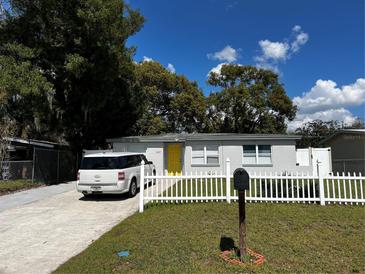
[[55, 203, 365, 273], [0, 180, 44, 196]]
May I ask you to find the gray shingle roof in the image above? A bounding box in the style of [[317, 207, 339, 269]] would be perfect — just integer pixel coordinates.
[[320, 129, 365, 144], [107, 133, 301, 143]]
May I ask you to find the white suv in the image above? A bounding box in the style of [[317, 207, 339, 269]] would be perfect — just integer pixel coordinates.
[[76, 152, 156, 197]]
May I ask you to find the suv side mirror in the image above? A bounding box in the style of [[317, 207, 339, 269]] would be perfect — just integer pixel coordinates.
[[147, 161, 153, 165]]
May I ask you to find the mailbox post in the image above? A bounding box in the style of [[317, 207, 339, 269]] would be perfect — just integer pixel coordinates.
[[233, 168, 250, 259]]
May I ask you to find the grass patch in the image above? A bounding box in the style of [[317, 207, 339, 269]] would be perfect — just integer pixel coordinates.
[[0, 179, 44, 196], [55, 203, 365, 273]]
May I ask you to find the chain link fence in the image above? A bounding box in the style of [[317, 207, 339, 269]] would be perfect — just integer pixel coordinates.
[[1, 147, 77, 184]]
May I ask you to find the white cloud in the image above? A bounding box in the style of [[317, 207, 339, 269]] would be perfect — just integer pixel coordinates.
[[287, 78, 365, 131], [142, 56, 153, 62], [293, 78, 365, 114], [207, 45, 239, 63], [288, 108, 357, 131], [207, 63, 244, 77], [255, 62, 280, 74], [226, 1, 238, 10], [255, 25, 309, 72], [167, 63, 176, 73], [291, 25, 309, 53], [207, 63, 227, 76], [291, 32, 309, 53], [258, 40, 289, 61], [292, 25, 302, 32]]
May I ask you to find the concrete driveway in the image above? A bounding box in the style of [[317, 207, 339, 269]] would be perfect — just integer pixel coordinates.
[[0, 182, 140, 274]]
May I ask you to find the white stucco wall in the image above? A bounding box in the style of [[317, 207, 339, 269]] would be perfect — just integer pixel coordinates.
[[184, 140, 312, 175], [112, 140, 313, 175]]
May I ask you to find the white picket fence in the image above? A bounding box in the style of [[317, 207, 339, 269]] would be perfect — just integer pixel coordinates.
[[139, 159, 365, 212]]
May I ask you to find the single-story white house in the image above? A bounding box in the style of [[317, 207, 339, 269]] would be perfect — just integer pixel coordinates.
[[106, 133, 329, 176]]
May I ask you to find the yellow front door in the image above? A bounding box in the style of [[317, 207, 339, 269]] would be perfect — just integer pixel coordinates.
[[167, 143, 182, 175]]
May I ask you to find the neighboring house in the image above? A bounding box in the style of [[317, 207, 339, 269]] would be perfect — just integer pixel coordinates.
[[1, 137, 76, 183], [320, 129, 365, 174], [107, 133, 320, 175]]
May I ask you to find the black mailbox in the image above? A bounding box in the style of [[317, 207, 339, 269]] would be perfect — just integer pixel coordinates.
[[233, 168, 250, 191]]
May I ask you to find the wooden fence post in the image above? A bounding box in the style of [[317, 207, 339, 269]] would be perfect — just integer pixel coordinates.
[[226, 158, 231, 203], [139, 160, 145, 213]]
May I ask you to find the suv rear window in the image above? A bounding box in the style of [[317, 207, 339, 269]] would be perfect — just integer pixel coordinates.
[[80, 155, 142, 170], [80, 157, 124, 169]]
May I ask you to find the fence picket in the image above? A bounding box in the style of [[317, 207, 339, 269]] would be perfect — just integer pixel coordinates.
[[259, 172, 263, 203], [190, 172, 192, 203], [360, 172, 364, 205], [264, 172, 268, 202], [150, 171, 153, 201], [143, 172, 149, 202], [343, 172, 347, 205], [156, 172, 159, 204], [195, 171, 198, 203], [169, 172, 172, 203], [255, 178, 257, 201], [337, 172, 341, 204], [270, 175, 273, 203], [164, 172, 167, 203], [158, 172, 161, 203], [354, 172, 358, 205], [205, 172, 208, 202], [180, 172, 183, 203], [219, 170, 224, 200], [291, 174, 294, 203], [286, 174, 289, 203], [210, 176, 213, 200], [348, 172, 353, 205], [331, 176, 335, 204], [200, 172, 203, 203], [215, 174, 218, 202], [182, 172, 188, 203], [275, 172, 278, 203], [296, 172, 299, 203], [312, 173, 316, 202]]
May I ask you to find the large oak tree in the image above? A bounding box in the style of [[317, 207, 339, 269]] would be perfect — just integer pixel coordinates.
[[134, 61, 207, 134], [207, 64, 297, 133], [0, 0, 144, 150]]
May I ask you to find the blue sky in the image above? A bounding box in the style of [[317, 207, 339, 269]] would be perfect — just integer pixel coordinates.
[[127, 0, 365, 129]]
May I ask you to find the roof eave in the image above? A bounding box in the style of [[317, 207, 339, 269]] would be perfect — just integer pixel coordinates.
[[107, 134, 302, 143]]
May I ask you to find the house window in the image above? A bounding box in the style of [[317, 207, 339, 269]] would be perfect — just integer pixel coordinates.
[[242, 145, 256, 165], [192, 145, 219, 165], [192, 146, 204, 164], [243, 145, 272, 165], [258, 145, 272, 164]]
